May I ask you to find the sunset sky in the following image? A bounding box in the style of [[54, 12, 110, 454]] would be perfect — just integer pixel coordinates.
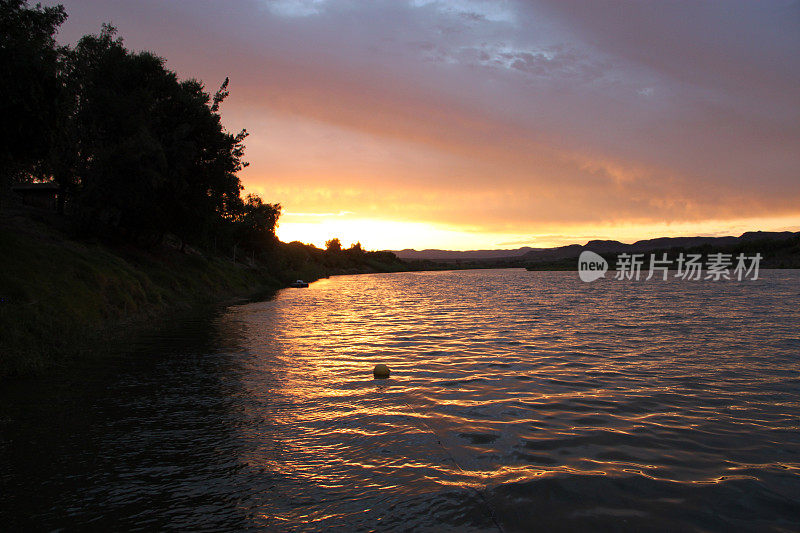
[[45, 0, 800, 250]]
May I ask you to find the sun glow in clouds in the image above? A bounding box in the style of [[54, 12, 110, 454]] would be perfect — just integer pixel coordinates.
[[276, 217, 482, 250], [276, 213, 800, 252]]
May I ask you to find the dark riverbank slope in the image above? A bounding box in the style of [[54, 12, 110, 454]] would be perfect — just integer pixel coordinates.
[[0, 214, 279, 377], [0, 212, 405, 378]]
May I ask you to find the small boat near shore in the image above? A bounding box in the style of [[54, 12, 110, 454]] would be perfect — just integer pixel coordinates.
[[289, 279, 309, 288]]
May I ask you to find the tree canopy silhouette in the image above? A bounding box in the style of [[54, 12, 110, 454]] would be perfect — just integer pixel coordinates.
[[325, 238, 342, 252], [1, 2, 280, 255], [60, 25, 268, 246], [0, 0, 67, 187]]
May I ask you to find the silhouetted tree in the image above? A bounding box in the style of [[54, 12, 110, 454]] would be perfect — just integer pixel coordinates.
[[347, 241, 364, 254], [325, 238, 342, 252], [60, 26, 170, 238], [0, 0, 67, 188], [2, 4, 297, 265], [157, 76, 249, 248], [232, 193, 281, 255], [58, 25, 250, 245]]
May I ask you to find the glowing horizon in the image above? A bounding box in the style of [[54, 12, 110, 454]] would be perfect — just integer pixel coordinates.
[[273, 211, 800, 251]]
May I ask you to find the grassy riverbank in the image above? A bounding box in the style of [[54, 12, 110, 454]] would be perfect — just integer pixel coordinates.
[[0, 208, 414, 378], [0, 214, 278, 378]]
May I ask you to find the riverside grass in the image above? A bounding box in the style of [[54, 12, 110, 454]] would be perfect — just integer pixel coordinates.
[[0, 217, 285, 378]]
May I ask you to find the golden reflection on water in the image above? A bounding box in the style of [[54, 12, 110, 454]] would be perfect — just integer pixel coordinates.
[[222, 269, 800, 530]]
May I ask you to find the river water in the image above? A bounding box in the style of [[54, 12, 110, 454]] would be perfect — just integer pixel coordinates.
[[2, 269, 799, 531]]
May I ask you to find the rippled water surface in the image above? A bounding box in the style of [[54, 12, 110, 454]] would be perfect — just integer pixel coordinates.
[[2, 269, 800, 531]]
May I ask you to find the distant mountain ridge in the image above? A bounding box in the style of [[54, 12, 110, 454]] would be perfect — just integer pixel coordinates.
[[522, 231, 799, 263], [391, 231, 799, 262]]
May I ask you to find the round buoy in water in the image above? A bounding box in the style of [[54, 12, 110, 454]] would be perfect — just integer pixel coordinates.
[[373, 364, 390, 379]]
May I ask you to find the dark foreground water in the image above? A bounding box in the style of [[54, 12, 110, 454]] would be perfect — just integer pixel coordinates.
[[2, 269, 799, 531]]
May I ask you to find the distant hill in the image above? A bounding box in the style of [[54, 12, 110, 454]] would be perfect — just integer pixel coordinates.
[[392, 247, 539, 261], [521, 231, 799, 263], [391, 231, 800, 267]]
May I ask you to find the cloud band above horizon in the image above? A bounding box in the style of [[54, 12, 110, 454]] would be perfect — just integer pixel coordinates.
[[44, 0, 800, 249]]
